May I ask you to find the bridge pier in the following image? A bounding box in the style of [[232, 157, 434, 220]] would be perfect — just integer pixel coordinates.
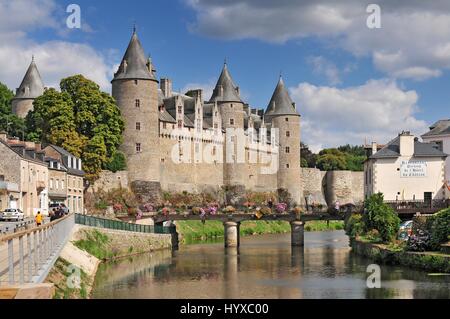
[[290, 221, 304, 246], [224, 221, 240, 247]]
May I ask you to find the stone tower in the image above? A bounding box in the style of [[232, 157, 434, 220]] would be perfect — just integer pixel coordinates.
[[265, 76, 301, 204], [11, 57, 45, 119], [112, 29, 161, 200], [209, 62, 246, 187]]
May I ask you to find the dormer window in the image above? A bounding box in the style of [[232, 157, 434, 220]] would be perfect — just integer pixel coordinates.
[[178, 106, 182, 114]]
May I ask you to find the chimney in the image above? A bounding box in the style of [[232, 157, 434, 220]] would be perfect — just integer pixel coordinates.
[[185, 89, 203, 103], [160, 78, 172, 98], [399, 131, 414, 157], [371, 142, 378, 155]]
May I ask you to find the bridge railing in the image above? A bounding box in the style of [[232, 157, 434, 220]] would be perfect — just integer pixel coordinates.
[[74, 213, 173, 234], [0, 213, 74, 285], [385, 199, 449, 213]]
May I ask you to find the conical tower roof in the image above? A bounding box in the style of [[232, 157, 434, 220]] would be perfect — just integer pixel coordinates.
[[14, 57, 44, 99], [265, 76, 299, 118], [209, 62, 242, 103], [113, 29, 156, 81]]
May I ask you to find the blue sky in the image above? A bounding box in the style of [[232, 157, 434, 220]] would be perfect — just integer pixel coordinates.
[[1, 0, 449, 150]]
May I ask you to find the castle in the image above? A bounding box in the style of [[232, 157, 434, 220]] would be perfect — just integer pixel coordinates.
[[11, 29, 303, 204]]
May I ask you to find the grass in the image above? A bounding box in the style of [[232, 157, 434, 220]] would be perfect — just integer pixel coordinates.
[[73, 229, 115, 260], [46, 258, 89, 299], [176, 220, 345, 242]]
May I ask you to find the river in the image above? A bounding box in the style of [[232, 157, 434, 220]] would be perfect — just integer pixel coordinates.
[[91, 230, 450, 299]]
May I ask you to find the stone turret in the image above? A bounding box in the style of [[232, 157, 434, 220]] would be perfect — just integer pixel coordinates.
[[210, 62, 246, 187], [11, 57, 45, 118], [265, 76, 301, 204], [112, 29, 161, 201]]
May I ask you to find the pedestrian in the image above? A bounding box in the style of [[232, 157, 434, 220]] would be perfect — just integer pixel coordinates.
[[35, 211, 43, 226]]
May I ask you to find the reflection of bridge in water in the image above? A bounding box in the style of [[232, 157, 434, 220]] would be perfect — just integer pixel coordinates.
[[149, 212, 345, 248]]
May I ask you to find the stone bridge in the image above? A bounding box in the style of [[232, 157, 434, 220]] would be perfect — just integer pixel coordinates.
[[149, 212, 345, 248]]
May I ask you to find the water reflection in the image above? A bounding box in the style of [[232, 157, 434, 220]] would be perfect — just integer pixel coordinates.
[[92, 231, 450, 299]]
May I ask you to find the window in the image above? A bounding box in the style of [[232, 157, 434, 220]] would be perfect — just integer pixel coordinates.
[[215, 111, 218, 117], [136, 122, 141, 131], [230, 104, 233, 108], [286, 164, 290, 169], [230, 119, 234, 125], [50, 179, 53, 189], [195, 143, 199, 153], [434, 141, 443, 152], [61, 180, 64, 190], [177, 120, 183, 128], [214, 123, 218, 129], [135, 99, 140, 108], [163, 122, 167, 129], [56, 180, 59, 190], [178, 106, 182, 114], [212, 146, 216, 156], [286, 131, 290, 137], [136, 143, 141, 153], [134, 80, 138, 85], [285, 146, 290, 153], [285, 117, 289, 122]]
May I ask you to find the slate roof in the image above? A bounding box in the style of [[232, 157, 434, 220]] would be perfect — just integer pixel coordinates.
[[113, 31, 156, 81], [422, 119, 450, 137], [159, 109, 176, 123], [265, 77, 299, 119], [47, 145, 85, 176], [209, 63, 242, 103], [14, 58, 44, 99], [370, 136, 447, 159]]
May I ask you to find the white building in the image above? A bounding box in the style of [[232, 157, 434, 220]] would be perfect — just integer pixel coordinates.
[[421, 119, 450, 198], [364, 131, 447, 203]]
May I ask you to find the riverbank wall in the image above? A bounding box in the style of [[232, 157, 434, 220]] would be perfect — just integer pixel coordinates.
[[351, 239, 450, 273], [45, 226, 172, 298]]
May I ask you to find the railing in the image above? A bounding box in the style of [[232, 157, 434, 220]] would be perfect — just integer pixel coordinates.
[[385, 199, 449, 213], [0, 213, 74, 285], [74, 213, 173, 234]]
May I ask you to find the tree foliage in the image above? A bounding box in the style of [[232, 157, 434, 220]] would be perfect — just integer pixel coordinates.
[[26, 75, 124, 181], [105, 150, 127, 172], [363, 193, 401, 243], [301, 143, 367, 171], [0, 82, 26, 139]]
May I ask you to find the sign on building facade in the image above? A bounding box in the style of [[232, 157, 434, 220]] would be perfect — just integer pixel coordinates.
[[400, 160, 427, 178]]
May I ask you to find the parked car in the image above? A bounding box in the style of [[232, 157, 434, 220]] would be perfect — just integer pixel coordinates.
[[0, 208, 25, 222], [398, 220, 413, 240]]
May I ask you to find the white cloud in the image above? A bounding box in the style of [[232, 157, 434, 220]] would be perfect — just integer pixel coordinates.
[[290, 79, 429, 150], [186, 0, 450, 81], [307, 56, 353, 85], [0, 0, 114, 92]]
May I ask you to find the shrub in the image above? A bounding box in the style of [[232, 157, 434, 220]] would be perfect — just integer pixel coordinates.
[[105, 150, 127, 172], [429, 208, 450, 250], [363, 193, 401, 243], [344, 213, 364, 238], [407, 229, 431, 252]]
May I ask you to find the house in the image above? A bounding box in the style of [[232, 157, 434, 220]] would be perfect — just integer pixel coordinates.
[[0, 132, 49, 216], [43, 145, 85, 214], [421, 119, 450, 198], [364, 131, 447, 203]]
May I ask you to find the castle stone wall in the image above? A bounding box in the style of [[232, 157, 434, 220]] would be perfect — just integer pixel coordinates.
[[300, 168, 327, 206], [87, 170, 128, 193]]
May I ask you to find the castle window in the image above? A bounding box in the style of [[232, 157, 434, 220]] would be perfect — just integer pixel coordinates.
[[230, 104, 233, 108], [285, 146, 290, 153], [136, 143, 141, 153], [285, 117, 289, 122], [163, 122, 167, 129], [134, 80, 138, 85], [230, 119, 234, 125], [212, 146, 216, 156], [136, 122, 141, 131], [135, 99, 140, 108], [178, 120, 183, 128], [215, 111, 218, 117], [286, 164, 290, 169], [286, 131, 290, 137], [178, 106, 182, 114]]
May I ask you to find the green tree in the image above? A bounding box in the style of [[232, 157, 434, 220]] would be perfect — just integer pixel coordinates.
[[300, 142, 317, 168], [316, 148, 347, 171], [0, 82, 26, 139], [26, 75, 124, 181], [363, 193, 401, 243], [105, 150, 127, 172]]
